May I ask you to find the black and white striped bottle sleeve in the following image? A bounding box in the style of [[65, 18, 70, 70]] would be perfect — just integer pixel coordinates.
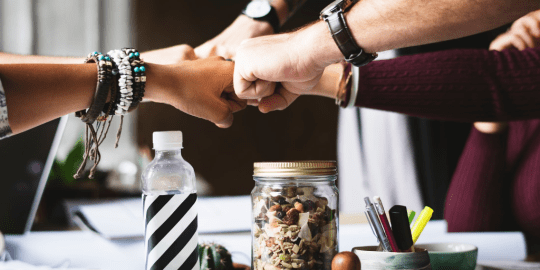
[[143, 193, 199, 270]]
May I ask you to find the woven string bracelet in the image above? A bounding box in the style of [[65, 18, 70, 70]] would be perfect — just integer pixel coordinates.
[[74, 52, 115, 179]]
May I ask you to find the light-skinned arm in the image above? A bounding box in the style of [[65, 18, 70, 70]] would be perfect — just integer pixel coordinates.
[[1, 57, 244, 135], [195, 0, 307, 59], [234, 0, 540, 112]]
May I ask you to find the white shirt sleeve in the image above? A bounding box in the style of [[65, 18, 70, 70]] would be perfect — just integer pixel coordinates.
[[0, 78, 13, 139]]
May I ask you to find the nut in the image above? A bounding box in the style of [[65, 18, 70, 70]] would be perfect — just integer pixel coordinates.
[[272, 196, 287, 205], [303, 200, 316, 212], [287, 208, 300, 219], [269, 205, 282, 212], [294, 202, 304, 212], [316, 197, 329, 209], [266, 238, 276, 247], [282, 187, 297, 198], [279, 254, 291, 262], [283, 209, 300, 225], [282, 206, 292, 213]]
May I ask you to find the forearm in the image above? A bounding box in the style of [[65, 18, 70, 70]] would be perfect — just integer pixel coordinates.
[[0, 63, 165, 134], [1, 64, 96, 134], [347, 0, 539, 53], [303, 0, 540, 65], [354, 47, 540, 122], [0, 52, 83, 64]]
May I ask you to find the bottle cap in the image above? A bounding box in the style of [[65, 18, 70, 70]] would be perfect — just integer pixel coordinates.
[[153, 131, 183, 150]]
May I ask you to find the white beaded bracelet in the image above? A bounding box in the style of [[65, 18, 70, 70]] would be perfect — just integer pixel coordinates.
[[108, 49, 133, 115]]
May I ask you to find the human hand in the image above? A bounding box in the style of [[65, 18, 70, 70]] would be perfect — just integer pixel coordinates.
[[473, 11, 540, 133], [141, 44, 197, 65], [145, 57, 246, 128], [195, 15, 274, 59], [234, 22, 343, 113], [489, 10, 540, 51]]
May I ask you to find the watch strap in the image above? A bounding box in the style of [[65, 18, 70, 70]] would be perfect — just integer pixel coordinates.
[[325, 12, 377, 66], [242, 4, 280, 33]]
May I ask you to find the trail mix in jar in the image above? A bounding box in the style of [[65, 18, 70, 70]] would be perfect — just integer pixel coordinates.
[[253, 186, 337, 270]]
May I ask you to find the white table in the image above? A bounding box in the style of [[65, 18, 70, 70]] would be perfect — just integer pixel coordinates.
[[3, 221, 528, 270]]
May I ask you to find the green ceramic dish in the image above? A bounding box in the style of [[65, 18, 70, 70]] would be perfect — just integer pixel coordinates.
[[352, 246, 432, 269], [415, 243, 478, 270]]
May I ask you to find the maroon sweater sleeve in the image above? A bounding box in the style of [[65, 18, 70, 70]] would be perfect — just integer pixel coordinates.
[[355, 47, 540, 122]]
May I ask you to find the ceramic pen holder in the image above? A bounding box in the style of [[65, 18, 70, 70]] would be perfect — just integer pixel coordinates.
[[352, 246, 432, 270]]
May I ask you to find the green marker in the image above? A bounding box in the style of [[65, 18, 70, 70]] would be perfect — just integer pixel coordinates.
[[407, 210, 416, 224]]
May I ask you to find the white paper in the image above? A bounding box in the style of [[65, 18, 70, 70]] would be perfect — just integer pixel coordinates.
[[477, 261, 540, 270], [0, 260, 90, 270], [77, 199, 142, 239], [75, 195, 252, 239]]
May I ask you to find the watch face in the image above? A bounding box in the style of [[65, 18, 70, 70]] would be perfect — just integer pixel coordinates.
[[245, 0, 271, 18], [320, 0, 344, 18]]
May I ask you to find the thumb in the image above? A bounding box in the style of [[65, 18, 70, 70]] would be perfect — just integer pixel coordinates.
[[258, 84, 299, 113]]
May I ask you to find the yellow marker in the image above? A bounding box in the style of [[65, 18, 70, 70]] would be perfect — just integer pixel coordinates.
[[411, 206, 433, 244]]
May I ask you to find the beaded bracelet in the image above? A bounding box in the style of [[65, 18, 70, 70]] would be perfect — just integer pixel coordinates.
[[108, 49, 134, 115], [75, 52, 114, 123], [122, 48, 146, 111], [74, 51, 115, 179], [75, 48, 145, 179]]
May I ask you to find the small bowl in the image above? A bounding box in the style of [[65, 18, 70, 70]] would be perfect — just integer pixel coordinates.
[[415, 243, 478, 270], [352, 246, 431, 269]]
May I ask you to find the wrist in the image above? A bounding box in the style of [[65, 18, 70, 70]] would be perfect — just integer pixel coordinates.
[[143, 63, 174, 104], [296, 20, 344, 69], [310, 63, 344, 99]]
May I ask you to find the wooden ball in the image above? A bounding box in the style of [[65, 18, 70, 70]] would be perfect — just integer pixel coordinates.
[[332, 251, 361, 270]]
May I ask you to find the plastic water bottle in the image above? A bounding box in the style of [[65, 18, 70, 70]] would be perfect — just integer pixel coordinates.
[[142, 131, 199, 270]]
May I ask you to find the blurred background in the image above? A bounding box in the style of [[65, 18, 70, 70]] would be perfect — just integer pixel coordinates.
[[0, 0, 507, 232], [0, 0, 338, 231]]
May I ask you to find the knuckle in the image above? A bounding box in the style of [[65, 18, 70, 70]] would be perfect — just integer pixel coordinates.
[[178, 44, 194, 51]]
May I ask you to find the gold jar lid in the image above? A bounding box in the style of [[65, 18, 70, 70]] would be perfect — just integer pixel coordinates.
[[253, 161, 337, 177]]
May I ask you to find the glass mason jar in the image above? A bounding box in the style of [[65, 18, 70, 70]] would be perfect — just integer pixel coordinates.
[[251, 161, 339, 270]]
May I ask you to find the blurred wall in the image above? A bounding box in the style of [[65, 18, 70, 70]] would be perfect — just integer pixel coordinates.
[[134, 0, 338, 196]]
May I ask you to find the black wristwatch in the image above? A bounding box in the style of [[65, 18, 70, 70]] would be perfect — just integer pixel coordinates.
[[320, 0, 377, 67], [242, 0, 280, 33]]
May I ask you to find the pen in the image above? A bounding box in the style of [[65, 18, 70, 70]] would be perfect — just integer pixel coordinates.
[[407, 210, 416, 224], [365, 208, 383, 249], [389, 205, 415, 252], [373, 196, 399, 252], [364, 197, 392, 252], [411, 206, 434, 244]]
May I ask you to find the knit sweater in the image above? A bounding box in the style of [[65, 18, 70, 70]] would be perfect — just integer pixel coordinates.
[[356, 47, 540, 122]]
